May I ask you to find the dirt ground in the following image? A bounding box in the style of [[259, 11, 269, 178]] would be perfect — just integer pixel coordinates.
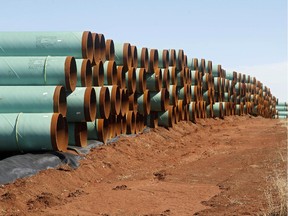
[[0, 116, 287, 216]]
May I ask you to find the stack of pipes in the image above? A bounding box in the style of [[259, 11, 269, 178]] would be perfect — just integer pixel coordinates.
[[0, 31, 279, 153], [274, 101, 288, 119]]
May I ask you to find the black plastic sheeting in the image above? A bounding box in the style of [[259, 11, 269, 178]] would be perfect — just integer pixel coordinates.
[[0, 140, 103, 185], [0, 129, 150, 185]]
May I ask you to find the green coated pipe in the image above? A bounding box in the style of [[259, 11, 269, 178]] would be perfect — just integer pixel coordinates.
[[175, 49, 184, 70], [135, 68, 147, 94], [0, 113, 67, 152], [168, 66, 177, 85], [212, 64, 222, 77], [0, 31, 94, 62], [190, 70, 199, 86], [277, 102, 288, 106], [191, 85, 198, 102], [188, 102, 197, 123], [177, 85, 188, 104], [75, 59, 92, 87], [150, 88, 169, 111], [0, 56, 77, 92], [66, 87, 96, 122], [145, 69, 162, 91], [197, 58, 205, 73], [93, 86, 111, 119], [157, 106, 175, 127], [87, 118, 109, 143], [224, 92, 230, 102], [213, 102, 224, 119], [114, 43, 132, 70], [105, 39, 115, 61], [0, 86, 67, 116], [168, 49, 176, 67], [176, 69, 185, 87], [276, 106, 288, 111], [275, 115, 287, 119], [205, 60, 212, 74], [169, 85, 178, 105], [136, 90, 150, 115], [161, 68, 170, 89], [68, 122, 87, 147], [146, 111, 158, 128], [278, 111, 288, 116]]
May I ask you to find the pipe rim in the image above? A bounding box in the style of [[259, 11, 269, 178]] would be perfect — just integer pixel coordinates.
[[105, 39, 115, 61], [99, 87, 111, 119], [154, 68, 162, 91], [143, 90, 151, 115], [110, 85, 121, 115], [84, 87, 96, 121], [177, 49, 184, 70], [106, 61, 117, 85], [64, 56, 77, 92], [160, 88, 169, 111], [149, 49, 159, 72], [98, 33, 106, 62], [162, 49, 169, 68], [50, 113, 68, 152], [162, 68, 169, 89], [92, 33, 100, 64], [126, 111, 136, 134], [169, 49, 176, 67], [128, 93, 138, 114], [170, 85, 178, 106], [123, 43, 132, 70], [93, 61, 104, 86], [53, 86, 67, 117], [131, 45, 138, 68], [140, 47, 149, 71], [74, 122, 87, 147], [120, 88, 129, 117], [117, 66, 126, 89], [81, 31, 93, 62], [137, 68, 147, 93], [81, 59, 93, 87], [168, 66, 177, 85], [97, 118, 109, 144], [127, 67, 136, 93]]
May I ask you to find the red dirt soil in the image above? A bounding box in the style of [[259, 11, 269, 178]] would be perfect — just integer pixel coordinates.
[[0, 116, 287, 216]]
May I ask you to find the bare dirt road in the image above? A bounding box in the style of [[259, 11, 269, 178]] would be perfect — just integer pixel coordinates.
[[0, 116, 287, 216]]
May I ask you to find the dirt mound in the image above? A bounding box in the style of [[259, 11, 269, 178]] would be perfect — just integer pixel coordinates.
[[0, 116, 286, 216]]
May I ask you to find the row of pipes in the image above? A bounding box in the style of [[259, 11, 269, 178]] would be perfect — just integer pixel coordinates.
[[0, 31, 280, 153], [274, 101, 288, 119]]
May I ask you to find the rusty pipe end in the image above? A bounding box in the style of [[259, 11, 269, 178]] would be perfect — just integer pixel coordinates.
[[81, 59, 93, 87], [127, 67, 136, 94], [50, 113, 68, 152], [169, 49, 176, 67], [126, 111, 136, 134], [105, 39, 115, 61], [99, 87, 111, 119], [137, 68, 147, 93], [81, 31, 93, 62], [64, 56, 77, 92], [140, 47, 149, 71], [84, 87, 97, 121], [53, 86, 67, 117], [123, 43, 132, 70], [92, 61, 104, 86], [149, 49, 159, 72], [110, 85, 121, 115], [131, 45, 138, 68], [120, 88, 129, 117], [144, 90, 151, 115], [98, 33, 106, 62], [74, 122, 88, 147]]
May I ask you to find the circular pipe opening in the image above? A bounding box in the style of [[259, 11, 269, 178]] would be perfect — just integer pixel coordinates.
[[126, 111, 136, 134], [127, 67, 136, 94], [144, 90, 151, 115], [116, 66, 126, 89], [160, 88, 169, 112], [207, 60, 212, 74], [120, 88, 129, 117], [105, 39, 115, 61], [165, 68, 170, 88], [82, 59, 92, 87], [170, 85, 178, 106], [81, 31, 93, 62], [74, 122, 87, 147], [92, 33, 100, 64], [193, 58, 198, 70], [98, 33, 106, 62], [64, 56, 77, 92], [141, 47, 149, 71], [84, 87, 96, 121], [106, 61, 117, 85], [137, 68, 147, 93], [149, 49, 159, 72], [53, 86, 67, 117], [162, 68, 169, 89], [97, 118, 109, 144], [92, 61, 104, 86], [120, 115, 127, 134], [201, 59, 206, 73], [99, 87, 111, 119], [131, 45, 138, 68], [154, 68, 162, 91], [123, 43, 132, 70], [169, 49, 176, 67], [177, 49, 184, 70], [169, 66, 177, 85], [110, 85, 121, 115], [184, 55, 188, 67], [162, 49, 169, 68], [50, 113, 68, 152], [128, 93, 137, 114]]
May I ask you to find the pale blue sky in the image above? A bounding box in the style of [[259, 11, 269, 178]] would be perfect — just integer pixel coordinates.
[[1, 0, 287, 101]]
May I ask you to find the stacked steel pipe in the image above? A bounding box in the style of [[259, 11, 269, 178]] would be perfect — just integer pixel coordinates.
[[274, 101, 288, 119], [0, 31, 280, 153]]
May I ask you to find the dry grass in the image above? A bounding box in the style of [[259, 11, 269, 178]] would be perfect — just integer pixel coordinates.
[[263, 172, 287, 216]]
